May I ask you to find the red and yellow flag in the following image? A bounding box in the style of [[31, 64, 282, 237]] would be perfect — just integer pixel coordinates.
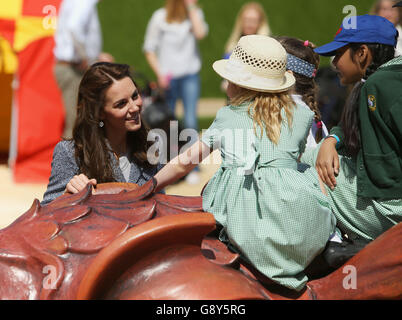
[[0, 0, 64, 183]]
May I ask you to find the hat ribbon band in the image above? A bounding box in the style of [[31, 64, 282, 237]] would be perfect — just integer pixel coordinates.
[[225, 59, 285, 87]]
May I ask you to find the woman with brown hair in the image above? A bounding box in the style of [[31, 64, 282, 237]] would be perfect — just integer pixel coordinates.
[[41, 62, 163, 205]]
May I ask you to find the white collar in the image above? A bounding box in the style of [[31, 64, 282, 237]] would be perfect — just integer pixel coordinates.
[[291, 94, 304, 104]]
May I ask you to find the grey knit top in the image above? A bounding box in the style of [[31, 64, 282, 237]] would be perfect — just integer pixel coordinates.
[[41, 140, 163, 205]]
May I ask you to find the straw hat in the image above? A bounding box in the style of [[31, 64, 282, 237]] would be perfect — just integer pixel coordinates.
[[213, 35, 295, 93]]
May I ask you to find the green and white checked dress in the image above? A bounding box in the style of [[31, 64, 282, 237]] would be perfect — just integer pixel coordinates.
[[301, 143, 402, 242], [201, 102, 336, 291], [299, 56, 402, 242]]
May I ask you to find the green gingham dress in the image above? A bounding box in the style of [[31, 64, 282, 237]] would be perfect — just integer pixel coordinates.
[[299, 56, 402, 242], [301, 142, 402, 242], [201, 103, 336, 291]]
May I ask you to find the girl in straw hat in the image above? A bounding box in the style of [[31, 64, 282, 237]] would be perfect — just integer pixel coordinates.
[[153, 35, 336, 291], [224, 2, 271, 58], [220, 2, 272, 95]]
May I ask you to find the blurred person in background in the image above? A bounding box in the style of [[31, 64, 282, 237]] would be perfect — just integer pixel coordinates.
[[370, 0, 402, 56], [54, 0, 114, 140], [221, 2, 271, 93], [143, 0, 208, 184], [224, 2, 271, 59]]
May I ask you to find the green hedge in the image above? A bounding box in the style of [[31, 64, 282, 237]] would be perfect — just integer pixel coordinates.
[[98, 0, 375, 97]]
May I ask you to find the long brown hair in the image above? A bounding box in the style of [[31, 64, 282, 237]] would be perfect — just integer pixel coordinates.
[[165, 0, 188, 23], [277, 36, 322, 143], [72, 62, 155, 183], [230, 87, 294, 145]]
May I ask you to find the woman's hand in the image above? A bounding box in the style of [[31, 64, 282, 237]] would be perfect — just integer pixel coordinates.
[[184, 0, 207, 40], [157, 74, 170, 90], [65, 174, 97, 194], [315, 138, 339, 190]]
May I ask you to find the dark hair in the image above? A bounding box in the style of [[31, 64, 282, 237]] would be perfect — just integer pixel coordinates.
[[277, 36, 323, 143], [339, 43, 395, 157], [72, 62, 155, 183]]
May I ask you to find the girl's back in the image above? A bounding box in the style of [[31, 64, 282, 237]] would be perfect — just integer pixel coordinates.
[[202, 100, 335, 292], [208, 101, 315, 166]]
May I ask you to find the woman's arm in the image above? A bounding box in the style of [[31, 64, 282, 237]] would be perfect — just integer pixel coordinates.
[[42, 142, 98, 205], [42, 141, 79, 205], [144, 51, 169, 90], [143, 10, 170, 89], [185, 0, 208, 40], [154, 140, 211, 192]]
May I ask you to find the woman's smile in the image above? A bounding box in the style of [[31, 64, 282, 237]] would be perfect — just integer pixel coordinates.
[[101, 76, 143, 134], [126, 111, 140, 124]]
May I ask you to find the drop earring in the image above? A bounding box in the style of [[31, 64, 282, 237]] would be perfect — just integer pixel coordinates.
[[99, 121, 104, 128]]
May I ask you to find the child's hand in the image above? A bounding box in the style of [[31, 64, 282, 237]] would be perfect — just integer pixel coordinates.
[[315, 138, 339, 190], [65, 174, 97, 194]]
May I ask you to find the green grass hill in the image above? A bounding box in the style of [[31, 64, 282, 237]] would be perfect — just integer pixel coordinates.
[[98, 0, 375, 98]]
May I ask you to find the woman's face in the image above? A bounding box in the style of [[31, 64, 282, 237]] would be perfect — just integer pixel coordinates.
[[378, 0, 400, 25], [241, 8, 261, 36], [332, 46, 364, 85], [101, 76, 142, 136]]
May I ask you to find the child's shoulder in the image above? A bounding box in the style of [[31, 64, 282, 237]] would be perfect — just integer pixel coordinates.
[[367, 59, 402, 85], [291, 95, 314, 118], [363, 64, 402, 100], [216, 104, 247, 117]]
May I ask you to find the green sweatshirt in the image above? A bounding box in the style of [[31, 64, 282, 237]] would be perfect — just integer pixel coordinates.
[[331, 57, 402, 200]]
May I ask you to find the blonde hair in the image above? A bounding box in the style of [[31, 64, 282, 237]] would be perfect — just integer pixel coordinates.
[[230, 87, 294, 145], [225, 2, 271, 54], [369, 0, 402, 25], [165, 0, 188, 23]]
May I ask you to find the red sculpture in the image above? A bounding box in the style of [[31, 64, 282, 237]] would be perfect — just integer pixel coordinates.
[[0, 179, 401, 300]]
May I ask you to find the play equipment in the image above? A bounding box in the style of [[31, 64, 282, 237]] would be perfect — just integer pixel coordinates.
[[0, 179, 401, 300]]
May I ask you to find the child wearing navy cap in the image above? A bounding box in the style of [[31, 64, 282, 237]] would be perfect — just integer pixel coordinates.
[[301, 15, 402, 250]]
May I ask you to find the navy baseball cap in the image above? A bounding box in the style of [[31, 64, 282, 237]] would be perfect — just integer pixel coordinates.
[[314, 15, 398, 56]]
